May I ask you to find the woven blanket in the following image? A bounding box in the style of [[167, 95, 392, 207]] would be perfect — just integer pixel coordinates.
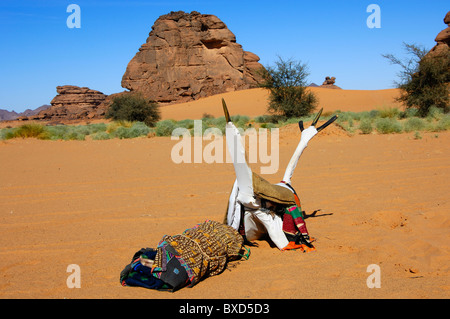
[[154, 220, 244, 287]]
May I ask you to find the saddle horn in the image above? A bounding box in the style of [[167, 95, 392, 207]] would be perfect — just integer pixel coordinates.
[[311, 108, 323, 127], [222, 98, 231, 123]]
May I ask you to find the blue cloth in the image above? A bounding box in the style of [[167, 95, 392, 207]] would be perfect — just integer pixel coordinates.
[[120, 248, 168, 290], [123, 260, 166, 290]]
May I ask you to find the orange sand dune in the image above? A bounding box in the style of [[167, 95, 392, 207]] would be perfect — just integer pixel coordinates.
[[0, 125, 448, 299], [160, 88, 402, 120]]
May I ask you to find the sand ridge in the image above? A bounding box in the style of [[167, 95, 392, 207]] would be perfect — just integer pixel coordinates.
[[160, 87, 402, 120]]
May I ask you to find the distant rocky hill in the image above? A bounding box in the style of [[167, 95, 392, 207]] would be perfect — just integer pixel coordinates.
[[319, 76, 342, 89], [121, 11, 264, 104], [20, 85, 108, 122], [0, 105, 51, 121]]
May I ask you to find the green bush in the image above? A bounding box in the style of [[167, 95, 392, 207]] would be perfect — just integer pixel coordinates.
[[413, 131, 422, 140], [258, 56, 318, 117], [205, 116, 227, 133], [129, 122, 151, 137], [434, 114, 450, 131], [231, 115, 250, 128], [403, 117, 426, 132], [5, 124, 50, 140], [378, 107, 400, 119], [383, 42, 450, 116], [426, 106, 445, 121], [359, 119, 373, 134], [91, 131, 111, 140], [398, 108, 418, 119], [155, 119, 176, 136], [0, 127, 14, 140], [111, 122, 151, 139], [176, 119, 195, 130], [260, 123, 277, 129], [254, 115, 270, 123], [106, 93, 160, 127], [66, 130, 86, 141], [46, 125, 87, 140], [86, 123, 108, 134], [375, 118, 403, 134]]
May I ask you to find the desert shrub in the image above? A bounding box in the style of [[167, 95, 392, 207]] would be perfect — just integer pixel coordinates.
[[359, 119, 373, 134], [260, 123, 277, 129], [398, 108, 418, 119], [258, 56, 318, 117], [375, 118, 403, 134], [176, 119, 195, 130], [378, 107, 400, 119], [0, 127, 14, 140], [112, 122, 151, 139], [190, 120, 209, 136], [231, 115, 250, 128], [413, 131, 422, 140], [45, 125, 88, 140], [106, 122, 121, 134], [5, 124, 50, 140], [66, 130, 86, 140], [155, 119, 176, 136], [434, 114, 450, 131], [91, 131, 111, 140], [368, 110, 380, 118], [206, 116, 227, 133], [86, 123, 108, 134], [111, 126, 128, 139], [46, 125, 68, 140], [106, 93, 160, 127], [129, 122, 150, 136], [278, 116, 302, 126], [383, 42, 450, 116], [426, 106, 445, 121], [73, 125, 91, 136], [336, 112, 354, 123], [403, 117, 426, 132], [254, 115, 270, 123]]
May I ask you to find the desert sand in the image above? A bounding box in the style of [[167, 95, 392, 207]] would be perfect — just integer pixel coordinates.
[[0, 88, 449, 300], [160, 87, 402, 120]]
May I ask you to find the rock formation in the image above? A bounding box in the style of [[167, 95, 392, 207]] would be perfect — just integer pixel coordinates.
[[319, 76, 341, 89], [22, 85, 107, 122], [121, 11, 264, 104], [426, 11, 450, 58]]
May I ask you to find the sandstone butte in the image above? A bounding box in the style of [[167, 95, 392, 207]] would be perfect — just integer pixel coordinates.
[[121, 10, 264, 105]]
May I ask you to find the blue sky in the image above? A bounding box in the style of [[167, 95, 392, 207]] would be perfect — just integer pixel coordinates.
[[0, 0, 448, 112]]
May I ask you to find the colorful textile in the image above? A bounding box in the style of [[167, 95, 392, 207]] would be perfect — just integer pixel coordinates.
[[120, 220, 245, 292], [282, 205, 309, 240], [151, 241, 191, 290], [154, 220, 244, 287], [120, 248, 169, 290], [282, 205, 315, 251]]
